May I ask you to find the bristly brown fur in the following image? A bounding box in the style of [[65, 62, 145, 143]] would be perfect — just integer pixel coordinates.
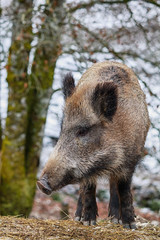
[[39, 61, 150, 228], [99, 65, 129, 85]]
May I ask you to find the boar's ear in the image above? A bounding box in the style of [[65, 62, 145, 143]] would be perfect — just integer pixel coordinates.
[[92, 82, 118, 121], [62, 73, 75, 100]]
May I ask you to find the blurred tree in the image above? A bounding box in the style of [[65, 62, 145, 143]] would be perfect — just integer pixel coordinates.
[[0, 97, 2, 150], [0, 0, 160, 216], [0, 117, 2, 151], [0, 0, 64, 215]]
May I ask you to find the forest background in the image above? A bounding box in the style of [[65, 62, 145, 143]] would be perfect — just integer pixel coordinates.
[[0, 0, 160, 219]]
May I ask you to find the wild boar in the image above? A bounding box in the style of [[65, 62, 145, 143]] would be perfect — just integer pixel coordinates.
[[37, 61, 150, 229]]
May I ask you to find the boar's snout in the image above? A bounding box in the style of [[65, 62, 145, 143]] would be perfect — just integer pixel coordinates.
[[37, 174, 52, 195]]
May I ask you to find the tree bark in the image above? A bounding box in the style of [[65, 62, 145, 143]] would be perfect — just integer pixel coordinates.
[[0, 0, 64, 216], [0, 0, 34, 216]]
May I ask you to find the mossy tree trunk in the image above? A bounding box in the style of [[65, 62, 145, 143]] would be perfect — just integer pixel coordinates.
[[0, 0, 33, 216], [0, 0, 64, 216], [0, 114, 2, 151]]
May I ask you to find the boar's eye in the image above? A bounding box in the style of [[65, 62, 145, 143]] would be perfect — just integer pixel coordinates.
[[76, 126, 91, 137]]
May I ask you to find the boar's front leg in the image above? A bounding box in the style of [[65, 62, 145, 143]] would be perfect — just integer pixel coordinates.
[[75, 180, 98, 226], [108, 177, 121, 224], [117, 178, 136, 229]]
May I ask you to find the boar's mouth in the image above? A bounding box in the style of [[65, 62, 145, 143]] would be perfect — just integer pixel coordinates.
[[50, 170, 78, 191], [57, 169, 78, 188], [37, 178, 52, 195]]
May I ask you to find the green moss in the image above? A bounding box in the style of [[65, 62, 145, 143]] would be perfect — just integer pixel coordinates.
[[96, 189, 109, 202], [0, 178, 36, 216], [52, 193, 62, 202], [141, 199, 160, 212]]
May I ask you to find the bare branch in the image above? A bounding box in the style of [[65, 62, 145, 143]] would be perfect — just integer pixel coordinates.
[[69, 18, 124, 61], [68, 0, 160, 14], [143, 0, 160, 7], [68, 0, 133, 13]]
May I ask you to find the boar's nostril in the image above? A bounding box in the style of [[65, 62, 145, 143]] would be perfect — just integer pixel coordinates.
[[37, 178, 52, 195]]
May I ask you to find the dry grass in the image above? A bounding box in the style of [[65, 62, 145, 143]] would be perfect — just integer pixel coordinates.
[[0, 216, 160, 240]]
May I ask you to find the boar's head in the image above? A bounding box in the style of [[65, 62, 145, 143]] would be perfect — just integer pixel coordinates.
[[37, 73, 118, 195]]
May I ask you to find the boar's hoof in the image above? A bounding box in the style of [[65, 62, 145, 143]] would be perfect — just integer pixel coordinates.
[[90, 220, 96, 226], [75, 216, 81, 221], [83, 220, 96, 226], [111, 217, 122, 225], [75, 216, 96, 226], [37, 179, 52, 195], [123, 222, 137, 229], [81, 219, 96, 226]]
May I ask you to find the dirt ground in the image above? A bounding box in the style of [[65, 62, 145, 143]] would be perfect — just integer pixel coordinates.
[[1, 189, 160, 240], [0, 215, 160, 240]]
